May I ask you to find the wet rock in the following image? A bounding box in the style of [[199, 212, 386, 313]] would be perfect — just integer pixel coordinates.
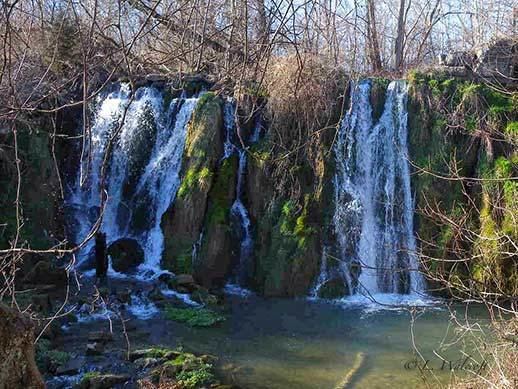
[[55, 357, 84, 376], [78, 373, 130, 389], [86, 342, 104, 356], [107, 238, 144, 273], [191, 288, 219, 306], [148, 286, 165, 302], [129, 348, 181, 362], [175, 274, 196, 286], [0, 303, 45, 388], [36, 319, 64, 340], [317, 278, 348, 299], [133, 357, 160, 370], [175, 286, 190, 294], [22, 261, 67, 287]]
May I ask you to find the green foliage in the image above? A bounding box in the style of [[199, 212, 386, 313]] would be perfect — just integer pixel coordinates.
[[140, 346, 178, 359], [164, 306, 225, 327], [176, 362, 214, 388], [36, 339, 70, 373], [505, 121, 518, 135]]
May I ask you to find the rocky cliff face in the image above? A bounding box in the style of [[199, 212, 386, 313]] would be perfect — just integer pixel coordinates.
[[161, 93, 226, 275], [2, 72, 515, 298], [407, 71, 517, 296]]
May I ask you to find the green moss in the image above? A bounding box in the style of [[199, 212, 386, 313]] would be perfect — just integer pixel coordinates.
[[176, 362, 214, 388], [175, 248, 193, 274], [164, 306, 225, 327], [178, 167, 213, 199], [141, 347, 178, 359], [505, 121, 518, 135], [36, 339, 70, 373], [81, 371, 101, 384]]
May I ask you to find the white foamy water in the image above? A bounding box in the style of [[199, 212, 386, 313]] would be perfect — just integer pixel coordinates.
[[66, 84, 199, 278], [314, 79, 425, 301]]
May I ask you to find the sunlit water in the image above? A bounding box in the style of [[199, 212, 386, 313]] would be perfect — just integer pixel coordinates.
[[127, 295, 489, 389]]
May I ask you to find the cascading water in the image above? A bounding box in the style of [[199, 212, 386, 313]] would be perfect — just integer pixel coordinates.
[[231, 149, 254, 285], [316, 79, 425, 299], [221, 99, 261, 290], [66, 84, 199, 277]]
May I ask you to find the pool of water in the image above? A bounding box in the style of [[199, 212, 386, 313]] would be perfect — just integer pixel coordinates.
[[144, 293, 491, 389]]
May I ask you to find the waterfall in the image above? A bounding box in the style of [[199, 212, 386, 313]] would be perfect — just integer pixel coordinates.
[[222, 98, 261, 288], [324, 79, 424, 298], [66, 83, 199, 277], [231, 149, 254, 285]]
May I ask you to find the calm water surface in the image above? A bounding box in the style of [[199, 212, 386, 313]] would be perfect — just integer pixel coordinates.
[[152, 293, 491, 389]]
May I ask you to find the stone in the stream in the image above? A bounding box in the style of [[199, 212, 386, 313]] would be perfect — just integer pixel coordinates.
[[129, 348, 180, 362], [317, 278, 348, 299], [85, 342, 104, 356], [133, 357, 160, 369], [148, 286, 165, 302], [0, 303, 45, 388], [191, 288, 219, 306], [55, 357, 84, 376], [174, 274, 195, 286], [78, 373, 130, 389], [107, 238, 144, 273]]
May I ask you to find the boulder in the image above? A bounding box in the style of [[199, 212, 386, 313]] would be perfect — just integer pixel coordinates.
[[148, 286, 165, 302], [55, 357, 84, 376], [22, 261, 67, 287], [78, 373, 130, 389], [191, 288, 219, 306], [107, 238, 144, 273], [174, 274, 195, 286], [86, 342, 104, 356], [0, 303, 45, 388], [133, 357, 160, 369]]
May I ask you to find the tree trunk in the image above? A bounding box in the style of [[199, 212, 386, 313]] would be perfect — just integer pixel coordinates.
[[366, 0, 382, 72], [394, 0, 406, 70]]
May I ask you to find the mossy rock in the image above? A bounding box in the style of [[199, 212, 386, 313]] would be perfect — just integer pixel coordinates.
[[164, 306, 225, 327], [317, 278, 348, 299], [161, 93, 224, 274]]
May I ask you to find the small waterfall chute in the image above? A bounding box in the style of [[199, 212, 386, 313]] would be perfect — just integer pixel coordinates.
[[221, 98, 262, 290]]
